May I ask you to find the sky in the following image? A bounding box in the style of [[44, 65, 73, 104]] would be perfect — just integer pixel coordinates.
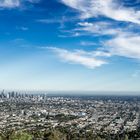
[[0, 0, 140, 92]]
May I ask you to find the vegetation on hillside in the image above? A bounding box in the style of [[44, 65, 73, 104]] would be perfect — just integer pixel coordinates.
[[0, 127, 140, 140]]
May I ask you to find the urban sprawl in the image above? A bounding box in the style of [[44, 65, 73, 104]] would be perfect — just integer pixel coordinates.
[[0, 91, 140, 140]]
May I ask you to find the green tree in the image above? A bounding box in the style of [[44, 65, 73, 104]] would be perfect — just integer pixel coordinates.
[[9, 132, 33, 140], [124, 134, 128, 140]]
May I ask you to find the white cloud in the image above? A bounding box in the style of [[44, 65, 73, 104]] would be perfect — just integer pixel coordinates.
[[37, 16, 71, 24], [37, 19, 62, 24], [80, 41, 97, 46], [104, 34, 140, 59], [74, 21, 140, 61], [0, 0, 20, 8], [59, 1, 140, 62], [61, 0, 140, 24], [92, 51, 112, 57], [60, 21, 124, 37], [0, 0, 40, 8], [72, 49, 111, 57], [27, 0, 40, 3], [48, 47, 107, 69], [77, 21, 123, 36]]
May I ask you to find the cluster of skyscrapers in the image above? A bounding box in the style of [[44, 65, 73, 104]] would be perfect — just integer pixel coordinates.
[[0, 90, 47, 100]]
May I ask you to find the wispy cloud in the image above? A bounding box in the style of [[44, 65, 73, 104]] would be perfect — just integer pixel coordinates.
[[37, 19, 63, 24], [37, 18, 66, 29], [60, 0, 140, 61], [37, 16, 77, 30], [27, 0, 40, 3], [76, 21, 123, 36], [104, 34, 140, 59], [0, 0, 40, 8], [61, 0, 140, 24], [0, 0, 20, 8], [48, 47, 107, 69], [80, 41, 97, 46]]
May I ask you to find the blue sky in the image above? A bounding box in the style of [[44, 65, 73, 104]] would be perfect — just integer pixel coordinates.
[[0, 0, 140, 92]]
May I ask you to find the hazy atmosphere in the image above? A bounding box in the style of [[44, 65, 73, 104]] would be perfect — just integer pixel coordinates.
[[0, 0, 140, 91]]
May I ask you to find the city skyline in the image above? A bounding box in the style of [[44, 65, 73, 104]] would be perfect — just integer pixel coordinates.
[[0, 0, 140, 92]]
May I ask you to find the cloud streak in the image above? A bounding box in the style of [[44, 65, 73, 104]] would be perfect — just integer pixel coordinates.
[[48, 47, 107, 69], [76, 21, 123, 36], [0, 0, 40, 8], [0, 0, 20, 8], [104, 34, 140, 59], [61, 0, 140, 24]]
